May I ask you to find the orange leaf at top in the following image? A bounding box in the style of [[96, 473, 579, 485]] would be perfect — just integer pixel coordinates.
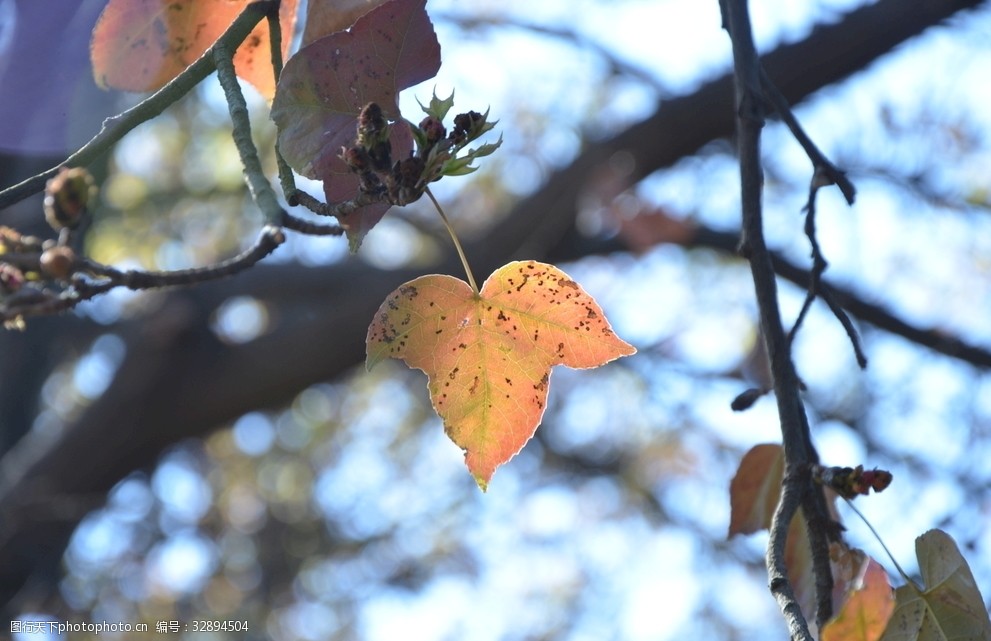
[[90, 0, 298, 99], [728, 443, 785, 537], [366, 260, 636, 490]]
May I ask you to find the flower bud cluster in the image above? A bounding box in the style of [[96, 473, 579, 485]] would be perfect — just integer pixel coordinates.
[[340, 94, 501, 206], [0, 167, 92, 320]]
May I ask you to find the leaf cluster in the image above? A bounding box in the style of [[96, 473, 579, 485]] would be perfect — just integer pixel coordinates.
[[410, 91, 503, 182], [339, 94, 502, 206]]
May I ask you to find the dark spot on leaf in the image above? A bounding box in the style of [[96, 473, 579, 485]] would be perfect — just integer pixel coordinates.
[[449, 367, 459, 380], [559, 279, 579, 290], [533, 373, 549, 391]]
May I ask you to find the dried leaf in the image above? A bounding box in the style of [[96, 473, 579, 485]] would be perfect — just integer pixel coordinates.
[[728, 443, 785, 536], [366, 261, 635, 489]]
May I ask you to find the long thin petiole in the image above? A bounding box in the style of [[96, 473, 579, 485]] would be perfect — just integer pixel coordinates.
[[426, 187, 478, 295], [844, 498, 912, 584]]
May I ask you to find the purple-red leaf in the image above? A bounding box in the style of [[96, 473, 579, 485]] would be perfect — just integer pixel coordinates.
[[271, 0, 440, 249], [300, 0, 391, 47]]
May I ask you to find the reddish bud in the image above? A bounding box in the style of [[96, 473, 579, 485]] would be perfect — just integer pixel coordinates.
[[342, 146, 371, 173], [812, 463, 892, 500], [358, 102, 388, 147]]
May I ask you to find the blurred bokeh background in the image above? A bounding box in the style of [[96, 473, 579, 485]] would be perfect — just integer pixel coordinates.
[[2, 0, 990, 639]]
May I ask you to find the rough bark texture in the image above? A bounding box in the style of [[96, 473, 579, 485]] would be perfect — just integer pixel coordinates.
[[0, 0, 985, 614]]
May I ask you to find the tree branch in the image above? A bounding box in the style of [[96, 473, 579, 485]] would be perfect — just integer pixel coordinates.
[[213, 43, 286, 225], [722, 0, 832, 635], [766, 466, 814, 641]]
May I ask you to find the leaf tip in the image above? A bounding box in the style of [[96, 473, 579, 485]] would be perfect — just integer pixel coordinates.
[[473, 474, 489, 493]]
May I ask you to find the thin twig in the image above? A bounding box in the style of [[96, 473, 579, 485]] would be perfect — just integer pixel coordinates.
[[267, 6, 285, 83], [280, 212, 345, 236], [787, 177, 868, 369], [275, 148, 302, 206], [820, 289, 868, 368], [0, 1, 277, 212], [78, 226, 284, 290], [213, 43, 286, 225], [787, 182, 826, 348], [763, 62, 866, 368], [0, 227, 285, 323], [759, 66, 855, 205]]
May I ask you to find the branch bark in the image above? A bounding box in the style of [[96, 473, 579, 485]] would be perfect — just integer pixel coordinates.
[[722, 0, 828, 636]]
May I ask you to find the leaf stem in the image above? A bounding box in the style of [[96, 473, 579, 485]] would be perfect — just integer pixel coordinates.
[[843, 498, 913, 584], [426, 187, 478, 295]]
